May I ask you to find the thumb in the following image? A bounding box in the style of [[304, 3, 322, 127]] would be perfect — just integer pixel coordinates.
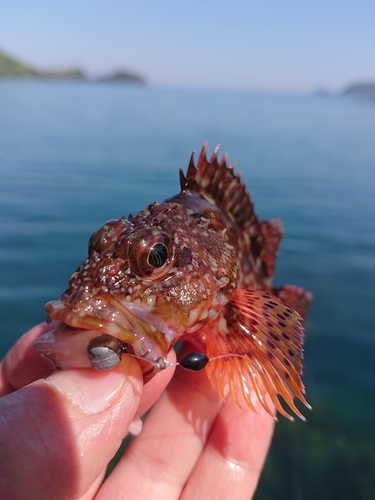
[[0, 356, 143, 500]]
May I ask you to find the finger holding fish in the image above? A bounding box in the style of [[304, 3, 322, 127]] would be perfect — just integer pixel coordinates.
[[0, 324, 177, 500], [96, 344, 224, 500]]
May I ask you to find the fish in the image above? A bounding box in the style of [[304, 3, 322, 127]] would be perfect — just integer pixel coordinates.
[[35, 143, 312, 420]]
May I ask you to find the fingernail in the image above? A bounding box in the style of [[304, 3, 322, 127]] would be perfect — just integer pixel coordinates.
[[46, 359, 130, 414]]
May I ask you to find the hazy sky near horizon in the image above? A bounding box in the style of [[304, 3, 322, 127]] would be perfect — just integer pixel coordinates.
[[1, 0, 374, 93]]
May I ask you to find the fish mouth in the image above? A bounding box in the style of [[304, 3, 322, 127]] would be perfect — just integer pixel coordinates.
[[34, 295, 170, 373]]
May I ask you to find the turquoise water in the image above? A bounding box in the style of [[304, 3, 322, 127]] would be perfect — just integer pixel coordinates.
[[1, 82, 375, 499]]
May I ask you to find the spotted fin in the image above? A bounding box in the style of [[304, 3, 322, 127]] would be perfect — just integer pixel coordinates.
[[205, 289, 310, 420], [273, 284, 313, 323]]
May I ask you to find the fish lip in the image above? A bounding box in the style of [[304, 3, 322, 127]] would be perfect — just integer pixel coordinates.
[[45, 299, 134, 341], [45, 295, 170, 361]]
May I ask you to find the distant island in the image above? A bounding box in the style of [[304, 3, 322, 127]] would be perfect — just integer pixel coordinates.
[[342, 83, 375, 102], [0, 49, 146, 84], [312, 82, 375, 103]]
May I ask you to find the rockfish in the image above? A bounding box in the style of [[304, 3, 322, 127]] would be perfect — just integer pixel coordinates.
[[35, 143, 312, 420]]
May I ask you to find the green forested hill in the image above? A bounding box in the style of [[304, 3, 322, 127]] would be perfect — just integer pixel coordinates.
[[0, 49, 85, 79], [0, 50, 40, 77], [0, 48, 145, 83]]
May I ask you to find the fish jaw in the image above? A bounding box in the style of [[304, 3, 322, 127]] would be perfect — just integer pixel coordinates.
[[40, 294, 172, 370]]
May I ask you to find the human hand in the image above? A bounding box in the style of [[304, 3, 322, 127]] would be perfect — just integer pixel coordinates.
[[0, 323, 274, 500]]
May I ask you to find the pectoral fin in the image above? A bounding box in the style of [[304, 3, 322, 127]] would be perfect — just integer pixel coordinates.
[[205, 289, 310, 420]]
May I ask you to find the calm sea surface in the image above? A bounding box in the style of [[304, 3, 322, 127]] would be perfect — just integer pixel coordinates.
[[1, 81, 374, 499]]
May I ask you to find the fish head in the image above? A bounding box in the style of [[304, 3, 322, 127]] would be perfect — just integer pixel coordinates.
[[41, 201, 237, 370]]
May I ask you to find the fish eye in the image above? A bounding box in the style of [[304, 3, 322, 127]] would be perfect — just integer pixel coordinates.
[[128, 228, 172, 278], [148, 243, 169, 268]]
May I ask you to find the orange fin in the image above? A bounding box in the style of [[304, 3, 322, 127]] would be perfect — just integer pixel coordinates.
[[205, 289, 310, 420], [273, 284, 313, 323]]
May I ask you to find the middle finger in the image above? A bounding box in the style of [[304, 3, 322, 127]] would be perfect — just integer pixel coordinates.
[[97, 364, 223, 500]]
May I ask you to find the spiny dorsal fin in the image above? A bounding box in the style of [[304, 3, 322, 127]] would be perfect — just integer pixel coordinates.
[[180, 143, 284, 280], [180, 142, 256, 230]]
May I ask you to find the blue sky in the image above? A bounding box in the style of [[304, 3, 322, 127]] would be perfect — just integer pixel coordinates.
[[1, 0, 374, 93]]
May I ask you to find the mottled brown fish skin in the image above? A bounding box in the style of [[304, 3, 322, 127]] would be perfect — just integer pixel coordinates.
[[46, 195, 238, 360], [43, 143, 312, 420]]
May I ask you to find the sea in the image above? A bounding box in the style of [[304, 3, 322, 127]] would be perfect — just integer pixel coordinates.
[[0, 81, 374, 499]]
